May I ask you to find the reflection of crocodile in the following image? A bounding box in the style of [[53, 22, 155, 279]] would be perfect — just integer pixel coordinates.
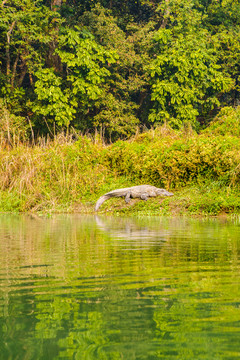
[[95, 185, 173, 211], [95, 215, 170, 243]]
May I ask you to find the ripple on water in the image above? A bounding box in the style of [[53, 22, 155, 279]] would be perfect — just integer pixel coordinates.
[[0, 215, 240, 359]]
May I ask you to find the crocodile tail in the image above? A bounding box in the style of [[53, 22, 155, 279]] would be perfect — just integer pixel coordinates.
[[95, 195, 110, 211]]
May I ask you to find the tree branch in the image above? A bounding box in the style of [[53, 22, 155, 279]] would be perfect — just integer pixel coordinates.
[[11, 51, 20, 88], [6, 21, 16, 79], [51, 0, 62, 11], [161, 0, 170, 28], [18, 54, 27, 87]]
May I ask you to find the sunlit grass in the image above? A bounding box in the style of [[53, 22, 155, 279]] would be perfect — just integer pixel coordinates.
[[0, 126, 240, 216]]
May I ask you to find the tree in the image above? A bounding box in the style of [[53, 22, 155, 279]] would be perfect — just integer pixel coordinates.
[[204, 0, 240, 107], [79, 5, 143, 139], [147, 0, 234, 128], [33, 27, 117, 129], [0, 0, 61, 112], [0, 0, 240, 140]]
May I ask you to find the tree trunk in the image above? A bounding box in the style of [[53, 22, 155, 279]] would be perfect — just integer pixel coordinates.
[[11, 51, 20, 88], [161, 0, 170, 28], [48, 0, 62, 71], [18, 54, 27, 87], [6, 21, 16, 81], [51, 0, 62, 11]]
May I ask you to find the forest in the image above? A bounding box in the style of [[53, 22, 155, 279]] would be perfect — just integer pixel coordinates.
[[0, 0, 239, 142]]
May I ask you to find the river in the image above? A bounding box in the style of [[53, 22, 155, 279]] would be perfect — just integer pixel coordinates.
[[0, 214, 240, 359]]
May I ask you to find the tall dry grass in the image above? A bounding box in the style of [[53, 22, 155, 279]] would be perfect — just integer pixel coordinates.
[[0, 134, 110, 211], [1, 107, 240, 212]]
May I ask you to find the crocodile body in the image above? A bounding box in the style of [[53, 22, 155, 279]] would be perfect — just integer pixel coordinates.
[[95, 185, 173, 211]]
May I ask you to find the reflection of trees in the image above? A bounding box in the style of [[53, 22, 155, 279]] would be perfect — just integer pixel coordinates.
[[0, 215, 240, 359]]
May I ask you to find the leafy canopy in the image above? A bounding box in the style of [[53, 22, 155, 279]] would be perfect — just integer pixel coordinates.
[[148, 0, 233, 128], [33, 27, 117, 127]]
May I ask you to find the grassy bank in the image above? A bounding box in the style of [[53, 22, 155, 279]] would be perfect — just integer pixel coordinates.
[[1, 107, 240, 216]]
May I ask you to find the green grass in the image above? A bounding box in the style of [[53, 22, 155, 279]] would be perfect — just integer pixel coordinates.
[[94, 183, 240, 217], [1, 124, 240, 217]]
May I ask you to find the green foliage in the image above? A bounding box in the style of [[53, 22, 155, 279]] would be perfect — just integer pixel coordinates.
[[0, 0, 60, 88], [0, 98, 29, 145], [79, 5, 142, 139], [103, 125, 240, 191], [202, 106, 240, 136], [0, 0, 240, 139], [56, 27, 116, 94], [33, 27, 117, 127], [33, 68, 76, 126], [93, 94, 139, 140], [148, 0, 233, 128], [1, 122, 240, 215], [0, 136, 108, 212]]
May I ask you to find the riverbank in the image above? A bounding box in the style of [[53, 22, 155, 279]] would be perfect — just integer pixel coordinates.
[[1, 108, 240, 217], [91, 185, 240, 218]]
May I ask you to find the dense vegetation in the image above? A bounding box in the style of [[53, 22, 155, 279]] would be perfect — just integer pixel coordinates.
[[0, 0, 240, 141], [0, 0, 240, 215], [0, 106, 239, 215]]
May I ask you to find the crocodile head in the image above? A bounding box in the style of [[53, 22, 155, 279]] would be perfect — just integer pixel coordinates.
[[156, 188, 174, 196]]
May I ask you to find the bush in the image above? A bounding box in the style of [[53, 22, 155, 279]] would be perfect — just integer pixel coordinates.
[[202, 106, 240, 137], [103, 125, 240, 189]]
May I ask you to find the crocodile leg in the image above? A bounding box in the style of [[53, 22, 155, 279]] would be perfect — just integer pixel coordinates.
[[140, 193, 149, 201], [125, 192, 131, 203]]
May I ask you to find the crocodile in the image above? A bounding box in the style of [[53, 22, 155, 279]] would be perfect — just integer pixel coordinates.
[[95, 185, 174, 211]]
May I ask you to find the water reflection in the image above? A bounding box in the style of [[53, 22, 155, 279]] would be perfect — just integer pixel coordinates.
[[0, 215, 240, 359], [95, 215, 171, 241]]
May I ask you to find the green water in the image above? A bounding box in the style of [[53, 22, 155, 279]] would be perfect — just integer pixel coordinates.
[[0, 215, 240, 360]]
